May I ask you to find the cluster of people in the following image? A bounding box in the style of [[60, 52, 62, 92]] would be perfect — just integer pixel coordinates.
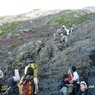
[[54, 24, 77, 47], [59, 66, 92, 95], [0, 60, 92, 95], [1, 58, 39, 95]]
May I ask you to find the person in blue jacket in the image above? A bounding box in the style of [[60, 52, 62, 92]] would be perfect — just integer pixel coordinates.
[[59, 74, 73, 95]]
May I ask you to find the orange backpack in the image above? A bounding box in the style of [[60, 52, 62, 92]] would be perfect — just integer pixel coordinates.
[[19, 76, 34, 95]]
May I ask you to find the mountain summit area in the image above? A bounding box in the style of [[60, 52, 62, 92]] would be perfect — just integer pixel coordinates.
[[0, 8, 95, 95]]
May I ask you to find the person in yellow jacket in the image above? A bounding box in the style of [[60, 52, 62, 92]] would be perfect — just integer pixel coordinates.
[[24, 58, 39, 95]]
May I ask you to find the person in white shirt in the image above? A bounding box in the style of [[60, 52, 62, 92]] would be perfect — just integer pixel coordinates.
[[8, 69, 20, 95], [71, 66, 80, 95]]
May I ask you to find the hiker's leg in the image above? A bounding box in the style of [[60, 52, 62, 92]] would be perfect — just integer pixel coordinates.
[[0, 83, 2, 92], [8, 77, 16, 95], [75, 83, 80, 94], [60, 87, 68, 95], [65, 36, 68, 46], [61, 36, 65, 45], [68, 86, 73, 94], [73, 82, 80, 95]]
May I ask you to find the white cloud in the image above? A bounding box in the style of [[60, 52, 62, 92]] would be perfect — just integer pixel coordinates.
[[0, 0, 95, 16]]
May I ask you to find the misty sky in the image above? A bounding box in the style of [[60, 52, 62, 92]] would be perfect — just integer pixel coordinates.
[[0, 0, 95, 16]]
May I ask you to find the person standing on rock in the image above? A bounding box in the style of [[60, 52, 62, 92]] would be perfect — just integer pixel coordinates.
[[77, 81, 92, 95], [0, 68, 4, 91], [60, 25, 68, 46], [59, 74, 73, 95]]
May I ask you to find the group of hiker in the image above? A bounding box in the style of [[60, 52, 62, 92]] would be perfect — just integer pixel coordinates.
[[59, 66, 92, 95], [0, 59, 93, 95], [54, 24, 76, 47], [0, 58, 39, 95]]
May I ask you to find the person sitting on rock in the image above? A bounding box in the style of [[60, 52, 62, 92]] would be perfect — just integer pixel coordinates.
[[8, 69, 20, 95], [59, 74, 73, 95], [77, 81, 92, 95], [71, 66, 80, 94]]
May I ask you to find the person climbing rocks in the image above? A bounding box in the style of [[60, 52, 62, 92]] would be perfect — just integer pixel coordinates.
[[60, 25, 68, 46], [23, 57, 39, 95]]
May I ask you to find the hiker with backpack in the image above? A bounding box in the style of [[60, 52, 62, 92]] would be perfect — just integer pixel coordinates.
[[24, 58, 38, 95], [8, 69, 20, 95], [24, 58, 38, 79], [71, 24, 77, 32], [59, 74, 73, 95], [19, 67, 38, 95], [60, 25, 68, 46], [77, 81, 92, 95]]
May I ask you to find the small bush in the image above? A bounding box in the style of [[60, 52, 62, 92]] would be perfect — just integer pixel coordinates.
[[1, 22, 18, 31], [0, 30, 4, 35], [12, 53, 16, 57], [47, 11, 88, 28]]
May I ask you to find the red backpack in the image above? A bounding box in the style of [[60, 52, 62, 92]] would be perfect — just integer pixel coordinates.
[[19, 75, 34, 95]]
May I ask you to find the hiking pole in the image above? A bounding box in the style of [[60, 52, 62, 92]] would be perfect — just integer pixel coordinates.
[[4, 86, 11, 95]]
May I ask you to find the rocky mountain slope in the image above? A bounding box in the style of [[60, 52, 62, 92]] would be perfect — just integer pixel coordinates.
[[0, 9, 61, 26], [0, 9, 95, 95]]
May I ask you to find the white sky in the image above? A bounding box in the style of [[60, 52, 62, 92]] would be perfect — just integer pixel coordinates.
[[0, 0, 95, 16]]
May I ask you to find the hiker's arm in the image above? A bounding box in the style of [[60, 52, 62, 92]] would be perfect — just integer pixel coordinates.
[[34, 77, 38, 94], [24, 66, 28, 75], [72, 78, 78, 82], [0, 70, 4, 78], [13, 69, 20, 81]]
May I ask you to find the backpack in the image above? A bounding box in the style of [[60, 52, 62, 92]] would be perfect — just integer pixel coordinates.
[[28, 63, 38, 78], [19, 75, 34, 95], [61, 29, 67, 36]]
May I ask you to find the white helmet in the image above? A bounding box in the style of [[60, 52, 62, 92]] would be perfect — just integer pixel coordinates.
[[62, 25, 65, 28]]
